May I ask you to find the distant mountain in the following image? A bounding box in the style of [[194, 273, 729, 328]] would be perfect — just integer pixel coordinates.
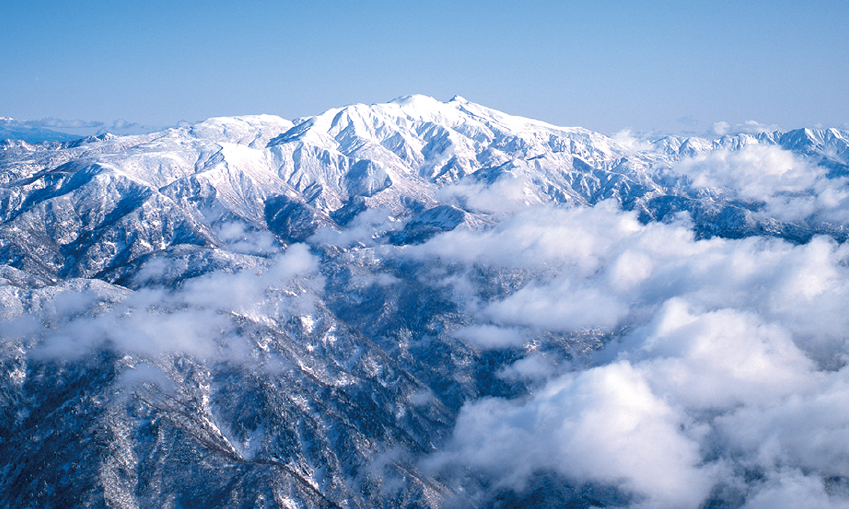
[[2, 97, 849, 508], [0, 117, 84, 143]]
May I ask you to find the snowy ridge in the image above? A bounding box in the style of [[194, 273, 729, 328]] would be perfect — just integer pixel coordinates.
[[3, 96, 849, 508], [2, 94, 848, 287]]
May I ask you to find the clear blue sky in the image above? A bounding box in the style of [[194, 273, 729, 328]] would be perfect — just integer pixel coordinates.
[[2, 0, 848, 136]]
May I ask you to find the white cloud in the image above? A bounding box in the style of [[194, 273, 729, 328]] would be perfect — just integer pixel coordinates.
[[436, 174, 544, 216], [410, 199, 849, 507], [711, 121, 732, 136], [624, 299, 818, 410], [217, 221, 281, 255], [309, 207, 402, 247], [610, 129, 653, 153], [482, 278, 630, 331], [673, 144, 849, 222], [22, 244, 322, 362], [452, 324, 526, 349], [429, 361, 718, 508], [710, 120, 780, 136], [678, 145, 817, 201], [740, 470, 843, 509], [406, 200, 646, 273]]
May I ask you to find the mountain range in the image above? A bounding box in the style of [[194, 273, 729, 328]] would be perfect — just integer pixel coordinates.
[[2, 95, 849, 508]]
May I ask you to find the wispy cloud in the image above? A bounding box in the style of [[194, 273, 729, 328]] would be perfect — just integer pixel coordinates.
[[710, 119, 780, 136], [17, 117, 104, 129], [8, 244, 321, 363]]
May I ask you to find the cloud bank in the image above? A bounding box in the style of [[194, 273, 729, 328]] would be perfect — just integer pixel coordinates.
[[673, 144, 849, 223], [3, 244, 321, 363], [411, 193, 849, 507]]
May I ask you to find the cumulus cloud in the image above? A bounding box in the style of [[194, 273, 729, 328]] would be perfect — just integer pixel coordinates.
[[427, 361, 718, 508], [677, 145, 817, 201], [99, 119, 161, 135], [408, 197, 849, 507], [623, 300, 818, 409], [710, 121, 732, 136], [110, 119, 138, 130], [406, 200, 646, 271], [4, 117, 160, 136], [671, 144, 849, 222], [482, 278, 630, 331]]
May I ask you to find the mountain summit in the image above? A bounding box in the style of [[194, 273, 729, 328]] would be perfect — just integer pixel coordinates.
[[3, 95, 847, 282]]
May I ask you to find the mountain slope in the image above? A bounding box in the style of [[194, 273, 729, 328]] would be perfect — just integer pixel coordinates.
[[3, 97, 849, 508]]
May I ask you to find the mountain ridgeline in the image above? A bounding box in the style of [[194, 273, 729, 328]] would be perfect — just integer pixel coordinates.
[[2, 96, 849, 508]]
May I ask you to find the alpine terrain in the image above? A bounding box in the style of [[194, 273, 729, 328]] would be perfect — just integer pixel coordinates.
[[3, 95, 849, 508]]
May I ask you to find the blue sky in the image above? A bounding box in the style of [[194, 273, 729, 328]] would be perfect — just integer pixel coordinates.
[[2, 0, 848, 136]]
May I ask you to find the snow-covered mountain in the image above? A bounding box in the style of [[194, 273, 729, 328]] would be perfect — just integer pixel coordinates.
[[3, 95, 847, 282], [3, 96, 849, 508]]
